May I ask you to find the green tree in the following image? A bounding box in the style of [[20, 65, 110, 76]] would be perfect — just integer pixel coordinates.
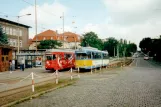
[[104, 37, 118, 57], [139, 37, 152, 54], [81, 32, 103, 50], [0, 25, 8, 45], [37, 40, 62, 49], [126, 43, 137, 57]]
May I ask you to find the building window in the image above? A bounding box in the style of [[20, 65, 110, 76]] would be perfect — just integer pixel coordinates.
[[10, 28, 12, 35], [51, 37, 53, 40], [6, 27, 9, 34], [20, 40, 22, 47], [13, 28, 16, 36], [43, 37, 46, 40], [9, 39, 13, 46], [13, 39, 17, 47], [19, 29, 22, 36], [2, 26, 5, 33], [58, 37, 59, 40]]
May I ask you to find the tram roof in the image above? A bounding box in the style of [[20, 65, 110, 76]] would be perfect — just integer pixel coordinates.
[[46, 49, 75, 53], [76, 47, 108, 54]]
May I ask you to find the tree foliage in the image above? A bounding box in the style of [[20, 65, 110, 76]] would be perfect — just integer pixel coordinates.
[[81, 32, 103, 50], [103, 37, 118, 56], [139, 37, 161, 61], [0, 25, 8, 45], [37, 40, 62, 49], [80, 31, 137, 57], [126, 43, 137, 56], [139, 37, 152, 54]]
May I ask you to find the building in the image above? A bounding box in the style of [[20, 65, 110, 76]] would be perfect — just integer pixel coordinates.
[[0, 17, 31, 50], [0, 43, 13, 72], [61, 32, 81, 49], [29, 30, 81, 49]]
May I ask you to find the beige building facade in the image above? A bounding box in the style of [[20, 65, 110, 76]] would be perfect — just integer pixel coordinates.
[[0, 18, 30, 50]]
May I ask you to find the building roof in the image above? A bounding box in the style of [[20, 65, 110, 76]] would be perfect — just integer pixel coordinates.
[[28, 39, 33, 45], [32, 30, 81, 42], [60, 32, 81, 42], [32, 30, 58, 41], [0, 17, 31, 28]]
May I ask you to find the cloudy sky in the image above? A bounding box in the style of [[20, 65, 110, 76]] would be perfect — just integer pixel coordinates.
[[1, 0, 161, 47]]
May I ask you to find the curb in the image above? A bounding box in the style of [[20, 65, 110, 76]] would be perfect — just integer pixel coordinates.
[[2, 80, 76, 107]]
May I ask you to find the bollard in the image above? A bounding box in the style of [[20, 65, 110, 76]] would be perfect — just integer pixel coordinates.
[[95, 65, 96, 72], [55, 70, 58, 84], [70, 68, 73, 80], [78, 67, 80, 78], [31, 72, 35, 92]]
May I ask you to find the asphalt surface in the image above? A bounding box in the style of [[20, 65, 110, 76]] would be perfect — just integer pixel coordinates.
[[15, 58, 161, 107]]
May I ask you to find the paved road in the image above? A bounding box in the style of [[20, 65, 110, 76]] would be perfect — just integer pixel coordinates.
[[15, 58, 161, 107]]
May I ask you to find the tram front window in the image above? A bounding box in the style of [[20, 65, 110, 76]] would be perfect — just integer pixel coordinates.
[[76, 53, 87, 59], [46, 55, 53, 60]]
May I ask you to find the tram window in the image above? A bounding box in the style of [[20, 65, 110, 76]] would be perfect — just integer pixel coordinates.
[[87, 52, 91, 59], [53, 55, 56, 60], [103, 54, 109, 59], [93, 53, 101, 59], [76, 53, 87, 59], [46, 55, 52, 60], [65, 54, 72, 59]]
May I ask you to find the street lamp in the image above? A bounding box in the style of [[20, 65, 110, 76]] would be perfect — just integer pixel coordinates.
[[35, 0, 38, 52], [17, 13, 31, 53]]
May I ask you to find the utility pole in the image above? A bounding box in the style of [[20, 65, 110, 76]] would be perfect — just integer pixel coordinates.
[[17, 17, 20, 53], [35, 0, 38, 52], [17, 14, 31, 53]]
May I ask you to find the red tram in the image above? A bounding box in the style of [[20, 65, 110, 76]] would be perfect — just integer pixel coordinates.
[[45, 49, 75, 71]]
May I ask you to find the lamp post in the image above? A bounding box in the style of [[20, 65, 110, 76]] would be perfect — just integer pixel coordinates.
[[17, 13, 31, 53], [35, 0, 38, 52]]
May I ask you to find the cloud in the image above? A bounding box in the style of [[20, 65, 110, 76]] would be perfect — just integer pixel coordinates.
[[18, 1, 68, 37], [53, 25, 73, 33], [82, 0, 161, 48], [81, 23, 101, 34]]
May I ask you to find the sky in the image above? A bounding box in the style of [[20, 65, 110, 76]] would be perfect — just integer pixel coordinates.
[[1, 0, 161, 48]]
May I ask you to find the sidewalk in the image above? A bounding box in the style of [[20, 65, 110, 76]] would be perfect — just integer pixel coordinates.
[[0, 59, 123, 94]]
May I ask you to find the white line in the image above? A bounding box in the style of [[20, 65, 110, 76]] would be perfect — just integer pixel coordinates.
[[20, 73, 32, 82]]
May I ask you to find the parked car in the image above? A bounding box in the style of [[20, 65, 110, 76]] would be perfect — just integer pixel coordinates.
[[144, 55, 149, 60]]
